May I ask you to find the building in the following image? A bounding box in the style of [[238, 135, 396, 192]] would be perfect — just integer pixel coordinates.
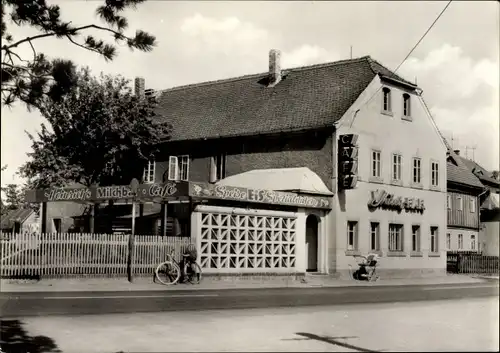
[[0, 208, 39, 234], [445, 149, 485, 252], [126, 49, 448, 278], [455, 156, 500, 256]]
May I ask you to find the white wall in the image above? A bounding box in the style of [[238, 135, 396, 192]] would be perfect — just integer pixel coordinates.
[[446, 228, 480, 252], [331, 76, 448, 277]]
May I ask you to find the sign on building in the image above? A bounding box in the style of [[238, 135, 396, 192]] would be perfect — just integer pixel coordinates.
[[338, 134, 359, 191]]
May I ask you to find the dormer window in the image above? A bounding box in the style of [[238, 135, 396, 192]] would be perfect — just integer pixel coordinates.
[[403, 93, 411, 117], [382, 87, 392, 113]]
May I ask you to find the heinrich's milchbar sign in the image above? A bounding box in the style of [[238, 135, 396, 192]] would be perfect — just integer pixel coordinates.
[[25, 182, 189, 203], [25, 181, 332, 209], [367, 189, 425, 213]]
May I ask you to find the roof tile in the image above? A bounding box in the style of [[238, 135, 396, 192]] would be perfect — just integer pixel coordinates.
[[155, 56, 416, 141]]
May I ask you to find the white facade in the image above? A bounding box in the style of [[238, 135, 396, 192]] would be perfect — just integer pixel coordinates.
[[328, 76, 448, 278]]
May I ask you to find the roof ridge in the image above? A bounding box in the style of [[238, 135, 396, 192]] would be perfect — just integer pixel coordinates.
[[157, 55, 372, 95], [366, 57, 415, 86]]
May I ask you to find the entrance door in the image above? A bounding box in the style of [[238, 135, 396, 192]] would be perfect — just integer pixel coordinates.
[[305, 215, 319, 272]]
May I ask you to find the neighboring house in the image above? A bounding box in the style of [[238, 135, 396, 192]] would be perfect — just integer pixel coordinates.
[[456, 156, 500, 256], [0, 209, 39, 234], [445, 150, 485, 253], [130, 49, 447, 278]]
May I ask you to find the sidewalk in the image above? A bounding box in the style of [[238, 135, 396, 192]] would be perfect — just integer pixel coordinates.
[[1, 274, 495, 293]]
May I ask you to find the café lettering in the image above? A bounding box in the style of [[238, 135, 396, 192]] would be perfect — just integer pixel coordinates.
[[367, 189, 425, 212]]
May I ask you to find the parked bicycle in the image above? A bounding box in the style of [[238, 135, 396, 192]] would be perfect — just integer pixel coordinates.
[[154, 244, 202, 285]]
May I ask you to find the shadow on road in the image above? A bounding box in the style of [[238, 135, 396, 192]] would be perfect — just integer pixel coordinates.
[[0, 319, 61, 353], [292, 332, 382, 352]]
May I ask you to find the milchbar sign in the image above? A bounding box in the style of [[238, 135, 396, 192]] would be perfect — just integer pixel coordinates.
[[189, 182, 331, 209], [25, 182, 189, 203], [367, 189, 425, 213]]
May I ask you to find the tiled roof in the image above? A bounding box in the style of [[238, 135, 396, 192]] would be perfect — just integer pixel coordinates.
[[0, 208, 34, 230], [447, 151, 485, 189], [457, 156, 500, 187], [155, 56, 416, 141]]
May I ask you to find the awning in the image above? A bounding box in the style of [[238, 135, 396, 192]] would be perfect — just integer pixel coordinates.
[[216, 167, 333, 196]]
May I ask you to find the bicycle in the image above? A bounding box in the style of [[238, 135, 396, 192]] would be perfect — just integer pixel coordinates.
[[154, 244, 202, 285]]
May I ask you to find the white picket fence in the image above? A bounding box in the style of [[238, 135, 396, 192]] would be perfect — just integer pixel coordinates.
[[0, 233, 193, 278]]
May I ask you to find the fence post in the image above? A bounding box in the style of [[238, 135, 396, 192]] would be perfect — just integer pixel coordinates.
[[127, 178, 139, 283]]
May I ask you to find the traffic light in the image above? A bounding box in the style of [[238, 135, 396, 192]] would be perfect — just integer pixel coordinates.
[[338, 134, 359, 190]]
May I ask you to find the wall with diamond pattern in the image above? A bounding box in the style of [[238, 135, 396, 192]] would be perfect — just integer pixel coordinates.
[[193, 206, 303, 273]]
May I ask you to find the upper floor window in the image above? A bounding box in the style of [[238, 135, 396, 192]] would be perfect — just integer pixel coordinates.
[[143, 160, 155, 184], [371, 150, 381, 178], [392, 153, 402, 181], [382, 87, 392, 112], [210, 153, 227, 183], [403, 93, 411, 117], [457, 197, 463, 211], [446, 233, 451, 250], [469, 198, 476, 213], [431, 161, 439, 187], [168, 155, 189, 181], [412, 157, 421, 184], [470, 234, 476, 250]]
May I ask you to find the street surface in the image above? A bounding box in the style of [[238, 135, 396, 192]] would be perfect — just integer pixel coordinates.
[[1, 297, 498, 352], [1, 281, 498, 317]]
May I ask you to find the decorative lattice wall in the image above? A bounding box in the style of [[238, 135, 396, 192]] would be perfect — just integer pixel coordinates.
[[199, 212, 297, 271]]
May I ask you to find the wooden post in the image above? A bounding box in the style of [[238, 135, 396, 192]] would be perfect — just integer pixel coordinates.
[[40, 202, 47, 234], [90, 204, 95, 234], [160, 203, 166, 237], [128, 202, 136, 282], [127, 178, 139, 283]]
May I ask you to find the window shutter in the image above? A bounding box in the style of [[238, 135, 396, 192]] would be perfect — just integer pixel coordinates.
[[168, 156, 179, 181], [209, 156, 217, 183]]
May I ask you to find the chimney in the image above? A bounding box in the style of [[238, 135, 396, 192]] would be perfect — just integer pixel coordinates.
[[134, 77, 145, 100], [454, 149, 460, 156], [269, 49, 282, 85]]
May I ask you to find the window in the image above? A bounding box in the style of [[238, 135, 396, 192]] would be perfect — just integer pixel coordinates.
[[457, 197, 463, 211], [142, 160, 155, 183], [392, 154, 402, 181], [370, 222, 380, 251], [210, 154, 227, 182], [431, 161, 439, 187], [430, 227, 438, 253], [469, 198, 476, 213], [447, 195, 451, 210], [371, 150, 381, 178], [53, 218, 62, 233], [388, 224, 403, 252], [412, 225, 421, 252], [470, 235, 476, 250], [458, 234, 463, 250], [403, 93, 411, 117], [412, 158, 421, 184], [446, 233, 451, 250], [347, 221, 358, 250], [382, 87, 392, 112], [168, 155, 189, 181]]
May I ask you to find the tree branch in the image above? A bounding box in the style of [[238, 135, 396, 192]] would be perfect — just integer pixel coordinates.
[[65, 35, 102, 56], [4, 24, 127, 51]]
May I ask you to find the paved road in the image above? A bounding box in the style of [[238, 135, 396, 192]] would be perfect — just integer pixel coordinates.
[[2, 298, 499, 352], [1, 281, 498, 317]]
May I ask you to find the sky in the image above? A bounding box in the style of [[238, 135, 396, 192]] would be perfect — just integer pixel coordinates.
[[1, 0, 499, 189]]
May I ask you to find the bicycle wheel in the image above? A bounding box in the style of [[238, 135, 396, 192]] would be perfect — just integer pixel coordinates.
[[184, 261, 202, 284], [155, 261, 181, 285]]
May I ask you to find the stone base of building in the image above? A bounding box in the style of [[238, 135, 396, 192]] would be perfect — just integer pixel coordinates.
[[335, 268, 447, 280], [202, 272, 307, 282]]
